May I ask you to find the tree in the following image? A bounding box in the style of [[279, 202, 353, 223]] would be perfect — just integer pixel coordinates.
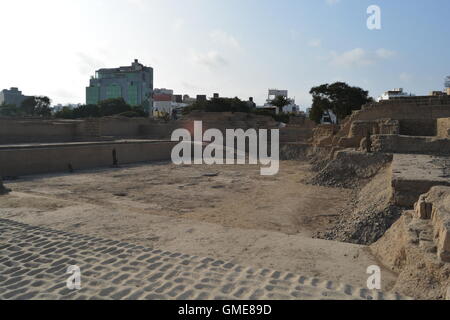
[[309, 82, 373, 124], [445, 76, 450, 89], [72, 104, 100, 118], [35, 96, 52, 117], [184, 97, 251, 114], [20, 97, 37, 115], [54, 107, 75, 119], [20, 96, 52, 117], [98, 98, 131, 116], [269, 95, 291, 114], [130, 105, 148, 117], [0, 104, 21, 117]]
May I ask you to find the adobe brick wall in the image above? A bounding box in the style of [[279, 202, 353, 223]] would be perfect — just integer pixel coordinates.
[[372, 135, 450, 155], [0, 117, 153, 144], [312, 124, 340, 147], [1, 113, 313, 145], [0, 119, 79, 143], [0, 140, 177, 177], [314, 96, 450, 149], [414, 186, 450, 262], [399, 119, 437, 136]]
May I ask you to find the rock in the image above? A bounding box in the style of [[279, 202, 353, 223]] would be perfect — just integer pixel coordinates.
[[203, 173, 220, 177], [446, 286, 450, 300], [114, 193, 128, 197]]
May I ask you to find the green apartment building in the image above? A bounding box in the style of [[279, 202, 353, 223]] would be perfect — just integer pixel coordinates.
[[86, 59, 153, 112]]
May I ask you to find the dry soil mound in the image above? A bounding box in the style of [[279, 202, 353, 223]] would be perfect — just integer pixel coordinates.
[[310, 151, 393, 188], [317, 166, 402, 245]]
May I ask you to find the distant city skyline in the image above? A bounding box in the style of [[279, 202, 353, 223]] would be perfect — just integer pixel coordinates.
[[1, 0, 449, 109]]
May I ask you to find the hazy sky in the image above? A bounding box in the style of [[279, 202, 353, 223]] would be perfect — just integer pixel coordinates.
[[1, 0, 449, 108]]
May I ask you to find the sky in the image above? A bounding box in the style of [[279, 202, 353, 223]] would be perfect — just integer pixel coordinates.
[[0, 0, 449, 109]]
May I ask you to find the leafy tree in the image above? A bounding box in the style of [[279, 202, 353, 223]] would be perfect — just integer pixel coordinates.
[[19, 96, 52, 117], [54, 103, 147, 119], [20, 97, 37, 115], [309, 82, 373, 124], [35, 96, 52, 117], [0, 104, 21, 117], [98, 98, 131, 116], [269, 95, 291, 114], [184, 97, 251, 114], [54, 107, 75, 119], [72, 104, 100, 118], [130, 105, 148, 117]]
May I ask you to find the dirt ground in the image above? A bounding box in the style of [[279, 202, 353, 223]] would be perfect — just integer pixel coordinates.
[[0, 160, 398, 290]]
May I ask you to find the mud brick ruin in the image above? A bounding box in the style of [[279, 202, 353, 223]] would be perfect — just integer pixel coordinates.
[[1, 95, 450, 300], [309, 95, 450, 299]]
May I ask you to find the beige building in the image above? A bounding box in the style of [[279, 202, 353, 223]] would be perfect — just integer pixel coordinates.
[[430, 91, 447, 96]]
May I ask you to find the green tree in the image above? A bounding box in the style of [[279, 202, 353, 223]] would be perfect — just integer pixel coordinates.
[[0, 104, 21, 117], [54, 106, 75, 119], [20, 97, 37, 115], [309, 82, 373, 124], [34, 96, 52, 117], [98, 98, 131, 116], [72, 104, 100, 118], [130, 105, 148, 117], [20, 96, 52, 116], [269, 95, 291, 114], [184, 97, 251, 114]]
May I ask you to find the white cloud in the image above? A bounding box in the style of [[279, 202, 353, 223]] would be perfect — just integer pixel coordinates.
[[308, 39, 322, 47], [329, 48, 396, 67], [49, 88, 78, 101], [209, 29, 241, 49], [190, 50, 228, 68], [330, 48, 374, 67], [376, 48, 396, 59]]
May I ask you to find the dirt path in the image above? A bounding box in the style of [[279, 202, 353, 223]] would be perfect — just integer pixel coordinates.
[[0, 218, 409, 300], [0, 161, 398, 290]]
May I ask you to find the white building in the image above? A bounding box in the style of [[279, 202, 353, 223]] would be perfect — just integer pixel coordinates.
[[256, 89, 301, 114], [153, 88, 190, 116], [378, 88, 415, 101]]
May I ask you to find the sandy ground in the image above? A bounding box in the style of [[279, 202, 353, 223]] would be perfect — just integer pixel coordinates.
[[0, 161, 397, 290]]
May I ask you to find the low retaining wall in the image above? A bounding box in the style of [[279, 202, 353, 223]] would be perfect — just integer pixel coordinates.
[[372, 135, 450, 156], [399, 119, 437, 136], [0, 140, 177, 177], [0, 119, 80, 144]]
